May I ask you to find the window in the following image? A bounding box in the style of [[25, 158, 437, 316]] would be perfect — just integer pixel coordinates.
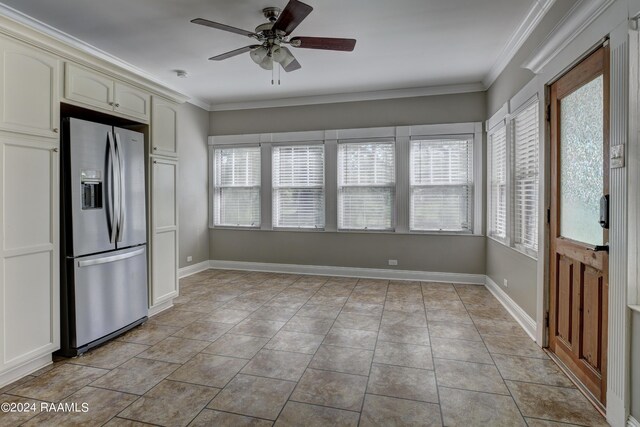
[[410, 138, 473, 232], [513, 103, 539, 254], [272, 144, 325, 228], [337, 141, 395, 230], [489, 126, 508, 240], [213, 146, 261, 227]]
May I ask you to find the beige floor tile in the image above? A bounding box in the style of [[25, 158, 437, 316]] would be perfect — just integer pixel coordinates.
[[282, 316, 334, 335], [168, 353, 247, 388], [378, 324, 430, 346], [296, 304, 342, 320], [190, 409, 273, 426], [102, 417, 156, 426], [492, 354, 575, 387], [427, 321, 482, 341], [9, 364, 109, 402], [334, 313, 381, 332], [70, 341, 149, 370], [366, 364, 438, 403], [0, 375, 35, 394], [381, 310, 427, 328], [434, 358, 509, 395], [323, 328, 378, 350], [341, 302, 384, 317], [202, 308, 253, 324], [22, 386, 136, 426], [373, 341, 433, 370], [264, 331, 325, 354], [250, 306, 299, 322], [171, 320, 233, 341], [483, 335, 548, 359], [307, 295, 348, 306], [148, 309, 204, 327], [360, 394, 442, 427], [524, 418, 581, 427], [430, 337, 493, 364], [291, 368, 367, 411], [241, 349, 312, 381], [426, 309, 474, 324], [118, 380, 219, 426], [439, 387, 526, 427], [310, 345, 373, 376], [472, 319, 529, 337], [0, 394, 44, 425], [137, 336, 209, 364], [467, 305, 513, 322], [117, 322, 181, 345], [90, 357, 179, 395], [230, 318, 286, 338], [506, 381, 608, 426], [424, 299, 467, 311], [383, 300, 426, 313], [275, 401, 359, 426], [208, 374, 295, 420], [202, 334, 269, 359]]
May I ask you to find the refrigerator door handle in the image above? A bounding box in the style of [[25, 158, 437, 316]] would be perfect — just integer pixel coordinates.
[[106, 131, 119, 244], [114, 132, 125, 242], [77, 247, 145, 267]]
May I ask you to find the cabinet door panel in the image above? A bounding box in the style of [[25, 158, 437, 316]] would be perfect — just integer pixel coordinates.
[[65, 63, 114, 112], [115, 82, 150, 121], [0, 38, 59, 138], [151, 230, 177, 305], [151, 98, 178, 157], [152, 159, 177, 228]]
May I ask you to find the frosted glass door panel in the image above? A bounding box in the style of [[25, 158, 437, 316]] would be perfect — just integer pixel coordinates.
[[559, 75, 604, 246]]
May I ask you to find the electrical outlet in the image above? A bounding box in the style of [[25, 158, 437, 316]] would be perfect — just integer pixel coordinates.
[[503, 279, 508, 288], [388, 259, 398, 266], [187, 256, 193, 263]]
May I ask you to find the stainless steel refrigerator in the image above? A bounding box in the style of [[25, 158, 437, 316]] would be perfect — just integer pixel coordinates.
[[60, 118, 148, 356]]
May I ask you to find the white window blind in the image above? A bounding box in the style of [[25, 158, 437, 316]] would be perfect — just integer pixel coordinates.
[[410, 138, 473, 232], [213, 146, 261, 227], [513, 103, 539, 253], [272, 144, 325, 228], [337, 141, 395, 230], [489, 126, 507, 239]]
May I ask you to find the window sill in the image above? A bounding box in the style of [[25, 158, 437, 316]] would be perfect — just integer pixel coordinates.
[[208, 226, 483, 237], [628, 305, 640, 314]]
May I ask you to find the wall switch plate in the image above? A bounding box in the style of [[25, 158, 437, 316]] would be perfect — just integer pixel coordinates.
[[611, 144, 625, 169], [503, 279, 508, 288], [187, 256, 193, 263], [388, 259, 398, 266]]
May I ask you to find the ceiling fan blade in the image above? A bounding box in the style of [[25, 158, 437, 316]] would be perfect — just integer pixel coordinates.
[[272, 0, 313, 35], [191, 18, 256, 38], [290, 36, 356, 51], [209, 45, 260, 61]]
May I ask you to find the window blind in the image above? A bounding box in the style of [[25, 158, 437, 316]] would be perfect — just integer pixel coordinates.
[[337, 141, 395, 230], [409, 139, 473, 232], [513, 103, 539, 253], [489, 126, 507, 239], [272, 144, 325, 228], [213, 146, 261, 227]]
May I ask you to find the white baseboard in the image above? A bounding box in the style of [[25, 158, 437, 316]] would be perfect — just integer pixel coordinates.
[[606, 392, 629, 427], [485, 276, 537, 341], [148, 299, 173, 317], [208, 260, 486, 284], [628, 416, 640, 427], [178, 260, 211, 278], [0, 353, 52, 388]]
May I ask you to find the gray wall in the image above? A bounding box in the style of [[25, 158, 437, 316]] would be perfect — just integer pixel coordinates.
[[633, 311, 640, 418], [208, 92, 487, 275], [178, 102, 210, 268]]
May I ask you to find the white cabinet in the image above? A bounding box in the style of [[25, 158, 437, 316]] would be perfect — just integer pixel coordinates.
[[151, 97, 178, 157], [150, 157, 179, 308], [65, 63, 150, 122], [0, 38, 60, 138], [0, 134, 59, 385]]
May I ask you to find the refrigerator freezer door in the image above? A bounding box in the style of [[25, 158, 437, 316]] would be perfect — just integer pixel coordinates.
[[73, 246, 148, 347], [69, 118, 116, 257], [114, 127, 147, 248]]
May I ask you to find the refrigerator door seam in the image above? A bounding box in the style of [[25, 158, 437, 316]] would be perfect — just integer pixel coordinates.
[[107, 131, 118, 244], [114, 131, 125, 242]]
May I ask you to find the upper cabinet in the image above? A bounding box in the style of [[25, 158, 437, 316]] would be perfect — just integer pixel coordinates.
[[151, 97, 178, 157], [64, 63, 150, 122], [0, 38, 60, 138]]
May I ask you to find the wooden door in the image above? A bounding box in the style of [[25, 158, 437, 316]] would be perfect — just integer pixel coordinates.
[[549, 46, 609, 406]]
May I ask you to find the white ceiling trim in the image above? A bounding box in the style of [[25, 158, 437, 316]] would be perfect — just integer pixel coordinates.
[[0, 2, 199, 103], [522, 0, 616, 73], [208, 82, 485, 112], [483, 0, 556, 88]]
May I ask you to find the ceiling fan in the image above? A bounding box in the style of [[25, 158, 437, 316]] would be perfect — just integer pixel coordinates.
[[191, 0, 357, 72]]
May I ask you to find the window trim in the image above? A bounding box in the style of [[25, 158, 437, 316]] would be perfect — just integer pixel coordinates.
[[487, 122, 509, 244]]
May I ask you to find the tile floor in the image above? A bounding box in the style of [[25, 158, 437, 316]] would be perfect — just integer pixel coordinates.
[[0, 270, 609, 426]]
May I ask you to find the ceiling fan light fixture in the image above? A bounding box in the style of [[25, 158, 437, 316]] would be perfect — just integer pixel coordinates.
[[250, 46, 269, 64], [272, 46, 295, 67], [258, 56, 274, 70]]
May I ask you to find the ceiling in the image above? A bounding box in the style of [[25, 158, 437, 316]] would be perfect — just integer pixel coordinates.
[[0, 0, 538, 109]]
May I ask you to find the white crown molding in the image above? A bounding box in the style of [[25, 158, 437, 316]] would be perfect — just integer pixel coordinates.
[[523, 0, 616, 74], [485, 276, 537, 341], [187, 97, 213, 111], [209, 82, 485, 112], [483, 0, 556, 88], [0, 2, 189, 103]]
